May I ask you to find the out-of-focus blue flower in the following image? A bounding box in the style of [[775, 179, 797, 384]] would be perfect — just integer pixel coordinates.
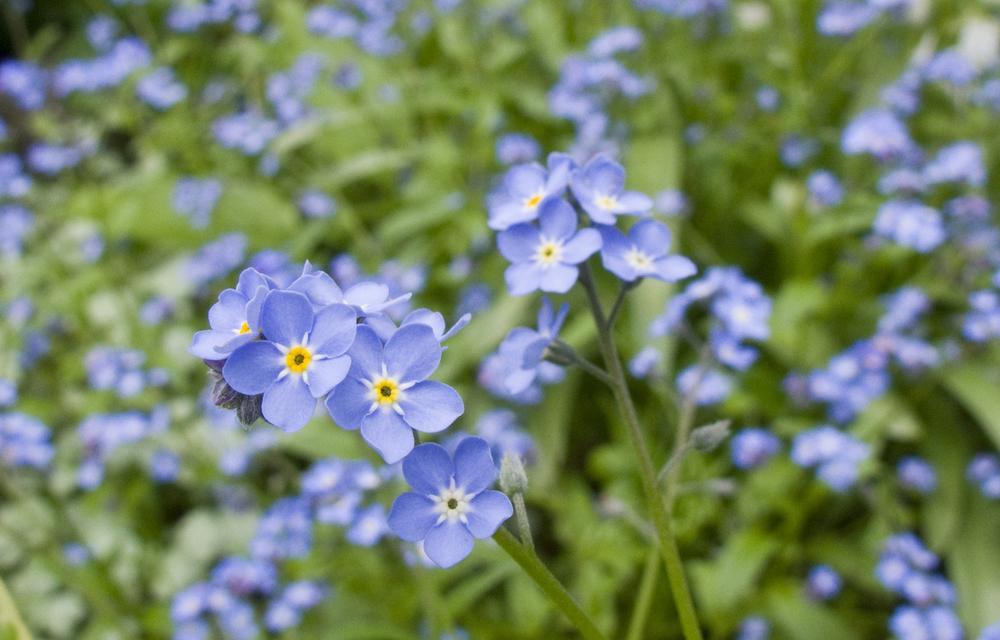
[[346, 503, 389, 546], [212, 111, 279, 156], [137, 67, 187, 109], [224, 290, 356, 432], [63, 542, 91, 566], [873, 200, 946, 253], [730, 428, 781, 470], [140, 296, 174, 326], [922, 141, 986, 188], [498, 198, 601, 295], [0, 412, 53, 469], [807, 170, 844, 207], [487, 153, 573, 230], [897, 456, 936, 494], [86, 15, 118, 51], [980, 621, 1000, 640], [629, 346, 662, 379], [474, 409, 535, 463], [76, 408, 168, 489], [963, 291, 1000, 343], [0, 60, 46, 110], [654, 189, 689, 216], [676, 366, 732, 406], [496, 133, 540, 165], [189, 268, 272, 360], [298, 190, 336, 219], [27, 143, 84, 176], [267, 53, 323, 124], [252, 496, 313, 561], [780, 135, 818, 168], [967, 453, 1000, 499], [755, 86, 780, 111], [185, 233, 248, 289], [52, 38, 151, 96], [173, 177, 222, 229], [0, 379, 16, 408], [922, 49, 977, 87], [0, 154, 32, 199], [587, 26, 643, 58], [388, 438, 513, 568], [634, 0, 727, 19], [841, 109, 913, 161], [326, 324, 462, 463], [817, 1, 877, 37], [0, 205, 34, 258], [791, 426, 869, 492], [150, 449, 181, 483], [734, 616, 770, 640], [571, 154, 652, 224], [85, 346, 166, 397], [333, 62, 363, 89], [806, 564, 842, 601], [265, 581, 327, 632], [878, 532, 961, 640], [598, 219, 696, 283], [879, 287, 930, 334]]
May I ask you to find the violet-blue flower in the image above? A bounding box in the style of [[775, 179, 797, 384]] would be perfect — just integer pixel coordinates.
[[570, 154, 652, 224], [387, 438, 513, 568], [597, 219, 696, 283], [189, 268, 273, 360], [487, 153, 573, 230], [223, 290, 357, 432], [326, 324, 463, 463], [498, 198, 601, 295]]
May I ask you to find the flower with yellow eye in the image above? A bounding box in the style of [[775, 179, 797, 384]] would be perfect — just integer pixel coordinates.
[[570, 154, 652, 224], [497, 198, 601, 296], [223, 290, 357, 432], [189, 267, 274, 361], [326, 324, 463, 464], [487, 152, 573, 231]]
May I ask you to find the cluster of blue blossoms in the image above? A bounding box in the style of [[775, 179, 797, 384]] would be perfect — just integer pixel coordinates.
[[877, 533, 963, 640]]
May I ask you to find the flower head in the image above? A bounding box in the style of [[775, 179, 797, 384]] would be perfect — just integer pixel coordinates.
[[598, 219, 696, 283], [487, 153, 573, 230], [388, 438, 513, 568], [189, 268, 274, 361], [570, 154, 652, 224]]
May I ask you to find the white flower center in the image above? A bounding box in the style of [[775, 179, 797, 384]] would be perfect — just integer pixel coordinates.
[[431, 480, 472, 525], [596, 194, 618, 210], [534, 238, 563, 267], [624, 247, 653, 272]]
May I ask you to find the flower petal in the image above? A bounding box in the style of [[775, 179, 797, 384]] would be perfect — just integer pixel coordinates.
[[309, 303, 357, 356], [423, 522, 475, 568], [583, 155, 625, 195], [325, 377, 373, 430], [261, 375, 316, 432], [538, 198, 577, 240], [361, 409, 415, 463], [401, 442, 454, 494], [190, 329, 239, 360], [613, 190, 653, 215], [538, 263, 579, 294], [347, 325, 383, 379], [399, 381, 464, 433], [208, 289, 247, 331], [504, 163, 546, 198], [306, 355, 351, 398], [387, 492, 438, 542], [630, 219, 671, 257], [288, 270, 344, 307], [453, 437, 496, 494], [466, 490, 513, 538], [222, 341, 283, 394], [652, 255, 697, 283], [261, 290, 314, 346], [560, 228, 602, 264], [505, 262, 543, 296], [383, 324, 441, 383], [497, 224, 540, 263]]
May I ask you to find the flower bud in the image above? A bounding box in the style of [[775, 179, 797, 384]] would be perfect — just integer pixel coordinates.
[[499, 452, 529, 494], [691, 420, 732, 452]]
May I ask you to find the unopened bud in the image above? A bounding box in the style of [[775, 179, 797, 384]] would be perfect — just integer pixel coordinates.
[[499, 452, 529, 494], [542, 340, 575, 367], [691, 420, 732, 452], [236, 393, 263, 426]]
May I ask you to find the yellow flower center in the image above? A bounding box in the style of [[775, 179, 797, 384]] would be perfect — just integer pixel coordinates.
[[524, 193, 543, 209], [535, 241, 561, 266], [596, 195, 618, 210], [372, 378, 400, 405], [237, 321, 251, 335], [285, 346, 312, 373]]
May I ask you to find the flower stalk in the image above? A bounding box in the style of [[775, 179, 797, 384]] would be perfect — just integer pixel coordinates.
[[0, 574, 32, 640]]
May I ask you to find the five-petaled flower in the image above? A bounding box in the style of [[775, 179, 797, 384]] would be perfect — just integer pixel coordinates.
[[326, 324, 464, 463], [388, 437, 513, 568], [498, 198, 601, 296], [223, 290, 357, 432], [598, 219, 696, 283], [487, 153, 573, 230], [570, 154, 652, 224]]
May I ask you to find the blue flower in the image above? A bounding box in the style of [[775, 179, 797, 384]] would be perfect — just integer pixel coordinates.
[[189, 268, 273, 361], [570, 154, 652, 224], [326, 324, 463, 463], [498, 198, 601, 295], [223, 290, 357, 432], [487, 153, 573, 230], [807, 170, 844, 207], [387, 438, 513, 568], [897, 456, 936, 494], [137, 67, 187, 109], [791, 426, 870, 492], [495, 298, 568, 394], [598, 219, 696, 283], [806, 565, 842, 601], [841, 109, 913, 161], [730, 428, 781, 470], [873, 200, 945, 253], [297, 190, 337, 219]]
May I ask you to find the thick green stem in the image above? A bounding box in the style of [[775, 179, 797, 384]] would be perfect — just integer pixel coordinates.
[[0, 575, 31, 640], [626, 548, 661, 640], [578, 266, 703, 640], [493, 528, 607, 640]]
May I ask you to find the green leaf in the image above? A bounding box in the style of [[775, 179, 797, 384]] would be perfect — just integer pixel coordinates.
[[689, 527, 780, 617], [940, 361, 1000, 451]]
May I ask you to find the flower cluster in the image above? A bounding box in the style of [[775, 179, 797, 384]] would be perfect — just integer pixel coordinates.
[[76, 407, 169, 490], [85, 346, 169, 398], [877, 533, 962, 640], [790, 426, 870, 492], [0, 412, 53, 469]]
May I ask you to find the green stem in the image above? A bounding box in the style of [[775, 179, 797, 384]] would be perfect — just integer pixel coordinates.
[[0, 574, 32, 640], [493, 528, 607, 640], [554, 340, 614, 386], [661, 347, 711, 507], [511, 492, 535, 552], [626, 548, 660, 640], [578, 265, 703, 640]]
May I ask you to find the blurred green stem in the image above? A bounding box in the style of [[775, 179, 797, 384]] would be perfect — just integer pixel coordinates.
[[493, 528, 607, 640], [511, 492, 535, 552], [626, 548, 660, 640], [659, 347, 711, 503], [0, 575, 31, 640], [578, 265, 704, 640]]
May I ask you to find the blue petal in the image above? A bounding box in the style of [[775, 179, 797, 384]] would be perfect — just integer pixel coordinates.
[[465, 490, 513, 538], [344, 282, 388, 311], [383, 324, 441, 383], [505, 262, 543, 296], [583, 155, 625, 195], [560, 228, 602, 264], [208, 289, 247, 331], [401, 442, 455, 494], [190, 329, 238, 360], [538, 263, 579, 293], [347, 325, 383, 379], [261, 375, 316, 432], [631, 219, 671, 257], [387, 492, 438, 542], [497, 224, 540, 263], [652, 255, 697, 283], [309, 303, 357, 356], [399, 381, 463, 433], [236, 268, 273, 297], [245, 286, 268, 333], [402, 309, 446, 339], [361, 409, 414, 463], [261, 290, 314, 346], [538, 198, 577, 240], [504, 164, 546, 198], [222, 341, 283, 394], [423, 521, 475, 568], [325, 377, 372, 430], [288, 270, 344, 308], [306, 355, 351, 398], [613, 190, 653, 215], [453, 437, 496, 494]]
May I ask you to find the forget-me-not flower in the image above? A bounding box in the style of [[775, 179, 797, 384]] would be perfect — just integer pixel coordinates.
[[487, 153, 573, 230], [189, 268, 273, 361], [570, 154, 652, 224], [598, 219, 696, 283]]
